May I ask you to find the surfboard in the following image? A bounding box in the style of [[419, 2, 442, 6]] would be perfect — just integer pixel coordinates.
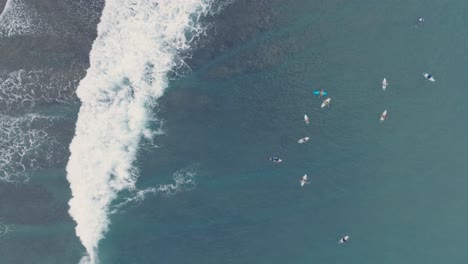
[[269, 157, 282, 163], [338, 235, 350, 244], [380, 110, 387, 122], [300, 174, 308, 187], [313, 90, 328, 96], [321, 98, 331, 108], [423, 73, 435, 82], [304, 114, 309, 125], [382, 78, 388, 91]]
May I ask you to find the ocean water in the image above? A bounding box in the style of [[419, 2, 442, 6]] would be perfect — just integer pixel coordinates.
[[1, 0, 468, 263]]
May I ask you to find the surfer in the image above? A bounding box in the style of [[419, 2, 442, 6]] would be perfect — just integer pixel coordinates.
[[418, 17, 424, 24], [321, 98, 331, 108], [300, 174, 309, 186], [382, 78, 388, 91], [380, 110, 388, 122], [319, 89, 325, 96], [423, 73, 435, 82], [338, 235, 350, 244], [268, 157, 282, 163]]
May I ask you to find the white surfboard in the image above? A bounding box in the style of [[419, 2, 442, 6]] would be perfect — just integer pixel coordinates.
[[300, 174, 309, 187], [298, 137, 309, 144], [380, 110, 388, 122], [321, 98, 331, 108], [304, 114, 310, 125], [268, 157, 282, 163], [382, 78, 388, 91], [338, 235, 350, 244], [423, 73, 435, 82]]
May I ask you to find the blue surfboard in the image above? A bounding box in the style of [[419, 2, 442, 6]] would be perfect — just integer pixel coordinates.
[[313, 90, 328, 96]]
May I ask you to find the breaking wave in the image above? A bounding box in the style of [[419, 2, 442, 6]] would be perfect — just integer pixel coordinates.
[[0, 0, 102, 182], [66, 0, 216, 263]]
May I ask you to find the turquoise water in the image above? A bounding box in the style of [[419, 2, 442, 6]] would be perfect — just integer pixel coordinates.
[[99, 0, 468, 263], [2, 0, 468, 263]]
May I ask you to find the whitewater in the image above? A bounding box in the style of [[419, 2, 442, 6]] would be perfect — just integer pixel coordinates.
[[66, 0, 215, 263]]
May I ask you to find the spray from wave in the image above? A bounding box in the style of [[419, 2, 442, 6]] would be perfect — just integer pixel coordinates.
[[66, 0, 216, 263]]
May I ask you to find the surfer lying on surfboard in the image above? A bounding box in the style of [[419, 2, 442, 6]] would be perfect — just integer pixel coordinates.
[[338, 235, 350, 244], [300, 174, 309, 187], [321, 98, 331, 108], [380, 110, 388, 122], [268, 157, 282, 163], [423, 73, 435, 82], [313, 89, 327, 97], [382, 78, 388, 91]]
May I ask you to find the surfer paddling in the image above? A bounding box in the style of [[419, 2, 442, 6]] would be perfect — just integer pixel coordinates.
[[382, 78, 388, 91], [304, 114, 310, 125], [314, 89, 328, 97], [338, 235, 350, 244], [380, 110, 388, 123], [268, 157, 282, 164], [300, 174, 309, 187], [321, 98, 331, 108], [423, 73, 435, 82]]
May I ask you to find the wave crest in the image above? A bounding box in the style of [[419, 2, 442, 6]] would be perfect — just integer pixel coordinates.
[[66, 1, 215, 263]]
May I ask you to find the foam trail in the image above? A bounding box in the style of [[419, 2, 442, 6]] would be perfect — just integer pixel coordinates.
[[66, 0, 214, 263], [112, 166, 198, 210]]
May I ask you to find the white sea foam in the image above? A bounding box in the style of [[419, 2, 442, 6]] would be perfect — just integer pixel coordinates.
[[0, 0, 51, 37], [112, 167, 197, 211], [0, 68, 77, 182], [0, 69, 79, 112], [0, 114, 60, 182], [0, 221, 13, 237], [66, 1, 215, 263]]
